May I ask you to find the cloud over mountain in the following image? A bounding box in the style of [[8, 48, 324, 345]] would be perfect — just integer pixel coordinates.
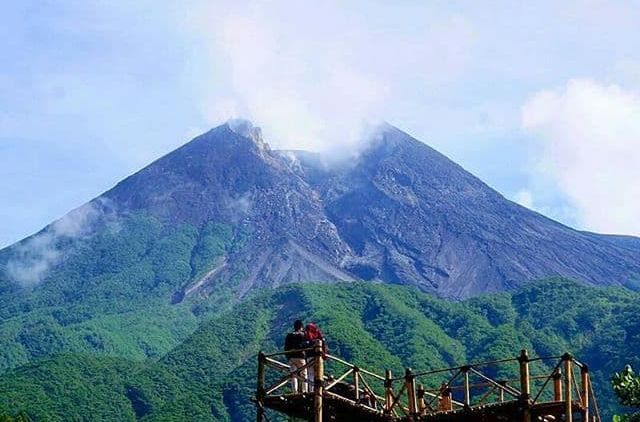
[[523, 79, 640, 235], [192, 2, 473, 155], [5, 199, 117, 286]]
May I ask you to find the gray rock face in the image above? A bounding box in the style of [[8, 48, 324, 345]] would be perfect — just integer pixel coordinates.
[[105, 123, 353, 293], [103, 122, 640, 298]]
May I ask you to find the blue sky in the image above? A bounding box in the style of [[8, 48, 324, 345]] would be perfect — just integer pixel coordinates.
[[1, 0, 640, 247]]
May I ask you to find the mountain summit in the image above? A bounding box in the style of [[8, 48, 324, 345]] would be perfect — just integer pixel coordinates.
[[2, 121, 640, 300], [284, 123, 640, 297]]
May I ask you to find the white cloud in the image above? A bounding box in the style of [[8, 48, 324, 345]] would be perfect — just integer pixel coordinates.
[[611, 59, 640, 89], [522, 79, 640, 235], [514, 189, 534, 208], [201, 6, 389, 154], [6, 232, 62, 287], [5, 199, 117, 286], [188, 2, 474, 156]]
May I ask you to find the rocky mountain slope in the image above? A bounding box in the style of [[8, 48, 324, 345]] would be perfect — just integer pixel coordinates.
[[287, 125, 640, 296], [95, 120, 640, 298], [2, 120, 640, 303]]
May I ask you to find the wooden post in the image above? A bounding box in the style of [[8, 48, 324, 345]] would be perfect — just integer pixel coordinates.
[[581, 365, 590, 422], [417, 384, 426, 416], [563, 353, 573, 422], [519, 349, 531, 401], [519, 349, 531, 422], [353, 366, 360, 402], [462, 365, 471, 407], [256, 352, 266, 422], [553, 368, 563, 402], [314, 341, 324, 422], [439, 383, 452, 411], [384, 369, 393, 415], [498, 381, 506, 403], [406, 368, 418, 416]]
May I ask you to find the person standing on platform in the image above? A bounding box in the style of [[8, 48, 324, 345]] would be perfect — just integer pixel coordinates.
[[284, 319, 308, 393], [304, 322, 327, 392]]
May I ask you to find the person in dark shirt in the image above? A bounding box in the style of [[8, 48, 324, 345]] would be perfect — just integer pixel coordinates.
[[284, 319, 308, 393]]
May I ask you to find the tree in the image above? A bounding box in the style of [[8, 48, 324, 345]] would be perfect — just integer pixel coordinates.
[[613, 365, 640, 422], [0, 411, 32, 422]]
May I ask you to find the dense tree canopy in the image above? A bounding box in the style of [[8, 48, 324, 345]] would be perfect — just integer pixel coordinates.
[[613, 365, 640, 422], [0, 279, 638, 420]]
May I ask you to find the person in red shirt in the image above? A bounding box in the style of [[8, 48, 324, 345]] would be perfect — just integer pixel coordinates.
[[304, 323, 327, 392]]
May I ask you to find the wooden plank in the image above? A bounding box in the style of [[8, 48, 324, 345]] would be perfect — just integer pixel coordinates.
[[325, 368, 354, 391]]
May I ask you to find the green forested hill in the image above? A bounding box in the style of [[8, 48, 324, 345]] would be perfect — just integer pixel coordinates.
[[0, 213, 247, 372], [1, 279, 639, 421]]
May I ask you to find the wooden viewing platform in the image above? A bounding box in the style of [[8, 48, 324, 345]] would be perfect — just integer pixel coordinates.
[[254, 344, 602, 422]]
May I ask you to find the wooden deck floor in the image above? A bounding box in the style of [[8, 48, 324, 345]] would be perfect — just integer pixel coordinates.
[[262, 394, 586, 422], [263, 393, 392, 421]]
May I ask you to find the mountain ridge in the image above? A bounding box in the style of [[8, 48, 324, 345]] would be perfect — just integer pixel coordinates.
[[2, 121, 640, 299]]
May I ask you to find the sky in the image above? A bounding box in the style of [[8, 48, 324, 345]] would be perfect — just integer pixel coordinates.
[[1, 0, 640, 248]]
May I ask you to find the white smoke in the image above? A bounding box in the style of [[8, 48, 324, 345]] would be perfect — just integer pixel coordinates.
[[187, 2, 473, 157], [5, 198, 117, 287], [227, 118, 267, 149], [6, 233, 62, 287], [225, 192, 253, 221], [211, 9, 388, 155]]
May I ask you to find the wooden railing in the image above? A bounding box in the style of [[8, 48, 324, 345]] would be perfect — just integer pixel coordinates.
[[255, 347, 601, 422]]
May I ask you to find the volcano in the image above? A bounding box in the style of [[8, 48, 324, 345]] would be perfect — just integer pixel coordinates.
[[5, 120, 633, 300]]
